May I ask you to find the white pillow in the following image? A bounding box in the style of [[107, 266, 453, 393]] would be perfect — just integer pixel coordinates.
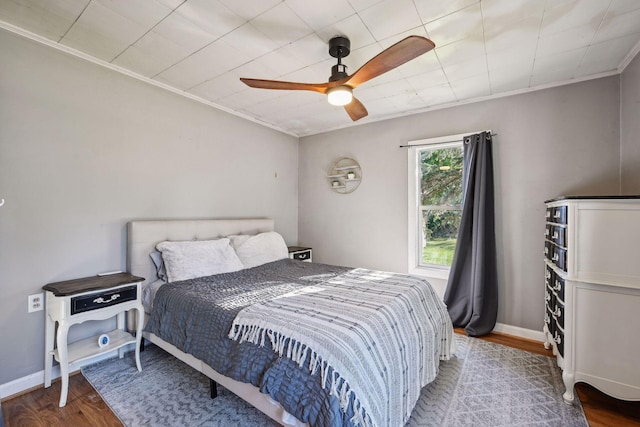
[[156, 238, 244, 282], [228, 231, 289, 269]]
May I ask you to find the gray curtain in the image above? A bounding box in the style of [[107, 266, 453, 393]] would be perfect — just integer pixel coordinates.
[[443, 131, 498, 336]]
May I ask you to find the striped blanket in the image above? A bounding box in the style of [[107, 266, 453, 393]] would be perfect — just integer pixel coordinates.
[[229, 268, 453, 427]]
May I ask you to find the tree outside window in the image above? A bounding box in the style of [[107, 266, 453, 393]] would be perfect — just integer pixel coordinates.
[[419, 144, 464, 267]]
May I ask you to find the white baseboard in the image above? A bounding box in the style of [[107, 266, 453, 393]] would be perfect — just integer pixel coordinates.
[[493, 322, 545, 342], [0, 347, 129, 400]]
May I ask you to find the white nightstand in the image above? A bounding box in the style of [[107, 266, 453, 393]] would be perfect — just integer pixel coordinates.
[[288, 246, 312, 262], [43, 273, 145, 407]]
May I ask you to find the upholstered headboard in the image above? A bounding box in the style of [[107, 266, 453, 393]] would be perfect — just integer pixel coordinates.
[[126, 218, 275, 286]]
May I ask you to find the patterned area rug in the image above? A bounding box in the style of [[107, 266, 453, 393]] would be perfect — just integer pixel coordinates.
[[82, 335, 588, 426]]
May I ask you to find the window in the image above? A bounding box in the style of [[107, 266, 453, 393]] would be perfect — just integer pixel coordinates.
[[408, 133, 470, 279]]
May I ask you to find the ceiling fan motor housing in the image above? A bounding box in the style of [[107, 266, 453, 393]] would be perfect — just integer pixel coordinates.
[[329, 36, 351, 82]]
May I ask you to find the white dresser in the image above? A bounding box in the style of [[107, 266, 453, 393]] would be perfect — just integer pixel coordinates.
[[543, 196, 640, 404]]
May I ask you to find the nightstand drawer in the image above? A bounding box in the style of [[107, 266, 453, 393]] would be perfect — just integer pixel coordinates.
[[71, 285, 137, 315], [292, 250, 312, 261]]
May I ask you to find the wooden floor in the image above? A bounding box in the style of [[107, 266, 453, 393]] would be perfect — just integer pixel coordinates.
[[3, 331, 639, 426]]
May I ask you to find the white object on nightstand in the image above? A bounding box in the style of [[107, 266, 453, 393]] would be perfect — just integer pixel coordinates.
[[43, 273, 145, 407]]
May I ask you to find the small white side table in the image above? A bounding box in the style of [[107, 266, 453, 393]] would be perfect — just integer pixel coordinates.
[[43, 272, 145, 407]]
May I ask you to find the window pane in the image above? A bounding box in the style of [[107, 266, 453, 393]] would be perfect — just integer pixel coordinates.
[[420, 147, 464, 206], [421, 209, 462, 266]]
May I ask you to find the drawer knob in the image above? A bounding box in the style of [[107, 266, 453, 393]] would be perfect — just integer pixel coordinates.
[[554, 306, 562, 317], [298, 253, 307, 259], [93, 293, 120, 304], [552, 253, 559, 261], [552, 231, 558, 239], [554, 281, 562, 291]]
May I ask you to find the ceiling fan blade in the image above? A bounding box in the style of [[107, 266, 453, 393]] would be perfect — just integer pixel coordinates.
[[344, 36, 435, 88], [344, 97, 368, 121], [240, 78, 328, 94]]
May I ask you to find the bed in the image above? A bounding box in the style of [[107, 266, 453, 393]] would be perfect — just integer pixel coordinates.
[[127, 218, 453, 427]]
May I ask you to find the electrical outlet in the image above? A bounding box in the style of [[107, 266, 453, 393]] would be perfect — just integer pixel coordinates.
[[28, 293, 44, 313]]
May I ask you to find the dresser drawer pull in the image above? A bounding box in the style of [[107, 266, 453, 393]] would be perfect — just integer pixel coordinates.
[[552, 253, 559, 261], [297, 253, 308, 259], [553, 281, 562, 292], [554, 211, 561, 219], [545, 292, 551, 302], [552, 231, 559, 239], [544, 313, 550, 323], [93, 294, 120, 304], [554, 306, 562, 317], [545, 270, 551, 279], [554, 334, 562, 345]]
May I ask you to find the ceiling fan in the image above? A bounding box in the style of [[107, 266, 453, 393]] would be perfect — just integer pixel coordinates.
[[240, 35, 436, 121]]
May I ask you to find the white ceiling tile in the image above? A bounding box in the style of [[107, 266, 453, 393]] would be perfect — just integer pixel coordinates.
[[285, 0, 355, 31], [234, 59, 284, 80], [113, 32, 188, 77], [188, 70, 247, 101], [536, 24, 598, 57], [0, 0, 90, 41], [278, 33, 329, 67], [484, 15, 542, 53], [489, 71, 531, 93], [481, 0, 545, 33], [435, 38, 486, 69], [593, 8, 640, 44], [218, 88, 284, 109], [346, 0, 384, 13], [416, 83, 457, 106], [253, 47, 307, 77], [530, 68, 576, 87], [414, 0, 479, 24], [540, 0, 609, 37], [533, 47, 586, 76], [157, 38, 251, 89], [442, 55, 488, 82], [578, 33, 640, 75], [60, 1, 149, 61], [450, 72, 491, 99], [608, 0, 640, 15], [357, 0, 423, 40], [315, 13, 376, 50], [486, 42, 537, 71], [406, 68, 449, 90], [151, 11, 218, 52], [397, 50, 442, 78], [425, 3, 483, 48], [221, 23, 280, 59], [173, 0, 245, 40], [377, 26, 430, 49], [281, 59, 335, 83], [218, 0, 281, 21], [250, 2, 314, 47], [94, 0, 172, 28]]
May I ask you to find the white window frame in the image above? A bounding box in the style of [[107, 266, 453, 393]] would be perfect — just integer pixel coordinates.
[[407, 131, 482, 280]]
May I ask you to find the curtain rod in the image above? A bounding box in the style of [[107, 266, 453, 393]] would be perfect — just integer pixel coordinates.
[[399, 132, 497, 148]]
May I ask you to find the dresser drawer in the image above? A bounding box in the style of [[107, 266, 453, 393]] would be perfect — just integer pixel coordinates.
[[554, 329, 564, 358], [552, 275, 565, 301], [552, 206, 568, 224], [71, 285, 137, 315], [553, 301, 565, 329], [550, 225, 566, 247], [292, 250, 311, 261], [552, 246, 567, 271]]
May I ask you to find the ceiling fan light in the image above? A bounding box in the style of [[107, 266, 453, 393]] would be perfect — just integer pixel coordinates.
[[327, 86, 353, 106]]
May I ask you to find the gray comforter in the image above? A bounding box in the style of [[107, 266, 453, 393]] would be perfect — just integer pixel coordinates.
[[145, 259, 354, 426]]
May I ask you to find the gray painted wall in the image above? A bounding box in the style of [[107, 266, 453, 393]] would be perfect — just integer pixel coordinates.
[[0, 30, 298, 385], [621, 52, 640, 193], [298, 77, 621, 332]]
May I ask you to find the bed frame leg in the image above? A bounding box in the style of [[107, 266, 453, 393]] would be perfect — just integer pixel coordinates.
[[210, 379, 218, 399]]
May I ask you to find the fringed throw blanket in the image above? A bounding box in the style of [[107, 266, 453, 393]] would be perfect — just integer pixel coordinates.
[[229, 268, 453, 427]]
